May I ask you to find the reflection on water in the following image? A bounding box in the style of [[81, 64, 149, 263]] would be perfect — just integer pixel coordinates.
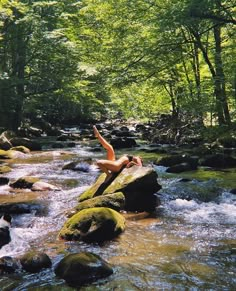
[[0, 144, 235, 290]]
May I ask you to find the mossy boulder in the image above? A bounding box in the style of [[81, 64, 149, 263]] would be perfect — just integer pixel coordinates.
[[9, 137, 42, 151], [10, 146, 30, 153], [0, 149, 11, 159], [74, 192, 125, 213], [20, 251, 52, 273], [9, 176, 40, 189], [79, 173, 107, 201], [166, 162, 195, 173], [156, 154, 198, 169], [59, 207, 125, 243], [0, 165, 12, 174], [54, 252, 113, 287], [79, 166, 161, 212], [200, 153, 236, 168]]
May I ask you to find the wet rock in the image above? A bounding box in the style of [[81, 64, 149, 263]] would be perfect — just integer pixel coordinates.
[[0, 256, 20, 274], [0, 149, 27, 159], [110, 137, 137, 149], [54, 252, 113, 287], [79, 166, 161, 212], [230, 188, 236, 195], [73, 192, 125, 213], [0, 177, 9, 185], [0, 193, 47, 215], [9, 176, 40, 189], [0, 149, 11, 159], [62, 159, 93, 172], [0, 132, 12, 150], [31, 181, 60, 191], [156, 154, 199, 169], [9, 137, 42, 151], [178, 178, 192, 182], [0, 165, 12, 174], [217, 136, 236, 148], [10, 145, 30, 153], [0, 202, 46, 215], [59, 207, 125, 243], [200, 154, 236, 168], [0, 215, 11, 249], [20, 251, 52, 273], [51, 142, 65, 149], [166, 162, 195, 173]]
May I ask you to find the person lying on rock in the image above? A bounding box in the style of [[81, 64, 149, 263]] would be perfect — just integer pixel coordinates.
[[93, 125, 142, 182]]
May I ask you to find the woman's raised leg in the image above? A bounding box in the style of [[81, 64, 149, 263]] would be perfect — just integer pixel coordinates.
[[93, 125, 115, 161]]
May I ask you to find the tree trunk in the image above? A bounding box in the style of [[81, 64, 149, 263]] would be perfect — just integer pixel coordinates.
[[213, 24, 231, 126], [189, 28, 226, 125], [10, 7, 26, 131]]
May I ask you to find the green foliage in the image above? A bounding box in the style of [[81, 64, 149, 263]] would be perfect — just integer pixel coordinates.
[[0, 0, 235, 129]]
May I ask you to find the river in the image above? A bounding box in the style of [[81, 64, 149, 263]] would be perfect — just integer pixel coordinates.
[[0, 137, 235, 290]]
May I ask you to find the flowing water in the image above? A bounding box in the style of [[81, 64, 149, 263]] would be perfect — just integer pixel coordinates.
[[0, 139, 235, 290]]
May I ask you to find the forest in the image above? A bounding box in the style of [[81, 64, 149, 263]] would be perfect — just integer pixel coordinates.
[[0, 0, 235, 132]]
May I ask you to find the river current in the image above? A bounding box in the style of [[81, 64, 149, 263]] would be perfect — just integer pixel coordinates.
[[0, 139, 235, 290]]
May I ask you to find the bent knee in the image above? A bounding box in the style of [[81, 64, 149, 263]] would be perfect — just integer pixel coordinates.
[[96, 160, 106, 166]]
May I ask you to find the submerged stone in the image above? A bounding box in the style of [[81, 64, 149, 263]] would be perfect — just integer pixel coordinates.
[[9, 176, 40, 189], [54, 252, 113, 287], [20, 251, 52, 273], [0, 256, 20, 274]]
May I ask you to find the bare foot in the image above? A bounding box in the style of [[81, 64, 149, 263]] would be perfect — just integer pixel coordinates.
[[93, 125, 99, 137]]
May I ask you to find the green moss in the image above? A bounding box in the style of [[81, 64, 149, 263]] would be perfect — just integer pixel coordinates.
[[0, 165, 12, 174], [75, 192, 125, 212], [78, 173, 107, 202], [0, 149, 10, 159], [10, 176, 40, 189], [10, 146, 30, 153], [59, 207, 126, 242]]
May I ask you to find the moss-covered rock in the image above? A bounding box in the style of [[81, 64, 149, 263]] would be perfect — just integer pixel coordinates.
[[10, 137, 42, 151], [54, 252, 113, 287], [0, 165, 12, 174], [10, 146, 30, 153], [79, 173, 107, 201], [79, 166, 161, 212], [9, 176, 40, 189], [74, 192, 125, 213], [200, 153, 236, 168], [59, 207, 125, 243], [20, 251, 52, 273], [0, 149, 10, 159]]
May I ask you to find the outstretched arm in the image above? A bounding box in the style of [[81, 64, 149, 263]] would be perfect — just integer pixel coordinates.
[[93, 125, 115, 161], [126, 156, 142, 168]]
